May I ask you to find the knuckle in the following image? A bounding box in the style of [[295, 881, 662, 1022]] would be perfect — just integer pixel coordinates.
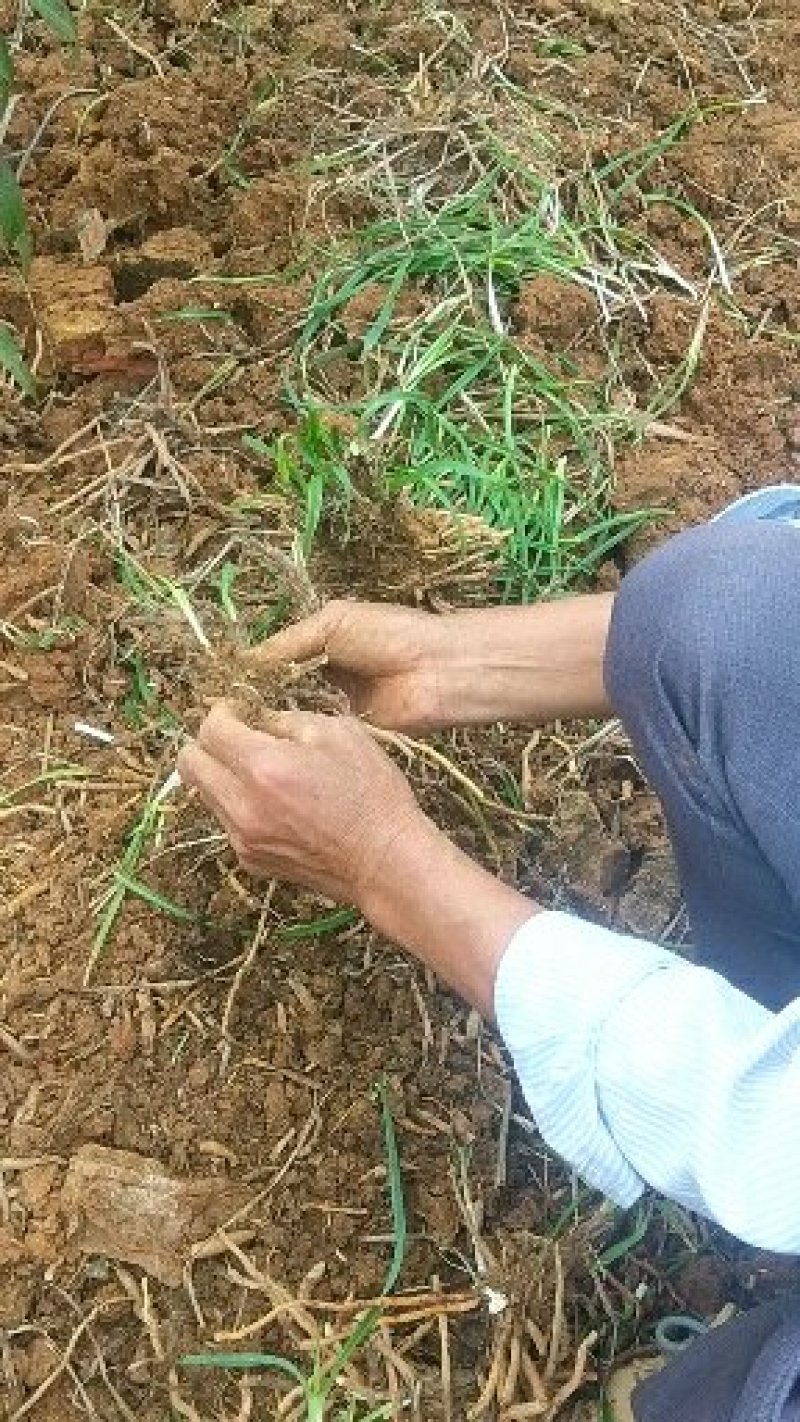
[[229, 802, 261, 844], [250, 749, 277, 790], [322, 598, 353, 642]]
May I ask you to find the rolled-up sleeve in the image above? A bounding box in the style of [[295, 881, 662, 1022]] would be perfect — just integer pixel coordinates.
[[494, 910, 800, 1251]]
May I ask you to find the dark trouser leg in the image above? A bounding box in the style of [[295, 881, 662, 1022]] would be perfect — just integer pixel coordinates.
[[604, 520, 800, 1010], [606, 521, 800, 1422]]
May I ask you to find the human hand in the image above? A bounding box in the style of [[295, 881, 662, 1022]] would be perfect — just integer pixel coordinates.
[[246, 600, 448, 731], [247, 593, 615, 733], [176, 702, 427, 904]]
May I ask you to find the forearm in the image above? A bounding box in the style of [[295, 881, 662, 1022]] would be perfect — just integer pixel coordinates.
[[432, 593, 614, 728], [358, 812, 538, 1019]]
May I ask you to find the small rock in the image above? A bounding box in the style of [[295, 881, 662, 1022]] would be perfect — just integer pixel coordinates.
[[17, 1163, 61, 1214], [77, 207, 109, 264], [617, 851, 683, 940], [18, 1335, 59, 1390], [0, 1225, 26, 1266], [61, 1144, 251, 1287], [542, 791, 631, 912], [0, 1266, 36, 1327], [30, 259, 115, 367], [29, 258, 142, 378], [141, 226, 213, 270]]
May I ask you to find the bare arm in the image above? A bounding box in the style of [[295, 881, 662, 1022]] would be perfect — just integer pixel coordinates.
[[247, 594, 615, 731], [179, 705, 800, 1252], [177, 706, 536, 1019]]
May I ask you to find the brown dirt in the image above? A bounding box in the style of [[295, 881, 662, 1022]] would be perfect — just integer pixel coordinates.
[[2, 0, 800, 1417]]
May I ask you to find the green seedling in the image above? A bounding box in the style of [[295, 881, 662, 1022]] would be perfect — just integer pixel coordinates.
[[217, 561, 238, 622], [277, 117, 726, 596], [0, 323, 35, 397], [0, 38, 13, 115], [0, 0, 85, 399], [181, 1079, 405, 1420], [89, 781, 192, 981], [245, 415, 354, 558], [0, 161, 33, 272], [0, 763, 88, 809], [247, 593, 292, 645], [276, 907, 359, 944], [155, 306, 236, 325], [213, 75, 280, 188], [538, 35, 586, 58], [115, 548, 210, 649], [29, 0, 76, 43], [121, 648, 156, 727], [0, 616, 84, 649], [185, 355, 240, 410], [593, 1200, 654, 1272]]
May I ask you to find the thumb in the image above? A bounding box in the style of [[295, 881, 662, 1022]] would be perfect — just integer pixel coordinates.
[[244, 602, 346, 670]]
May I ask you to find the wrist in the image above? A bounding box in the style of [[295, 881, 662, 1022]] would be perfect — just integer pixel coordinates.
[[354, 806, 444, 925], [357, 808, 538, 1019], [426, 597, 614, 728]]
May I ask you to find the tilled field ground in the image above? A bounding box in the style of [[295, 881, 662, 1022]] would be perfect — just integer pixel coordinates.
[[2, 1, 800, 1418]]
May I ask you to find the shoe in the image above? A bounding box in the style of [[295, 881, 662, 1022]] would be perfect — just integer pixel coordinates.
[[713, 484, 800, 525]]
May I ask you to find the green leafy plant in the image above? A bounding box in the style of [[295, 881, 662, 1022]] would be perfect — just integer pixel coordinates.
[[245, 414, 355, 558], [0, 36, 13, 111], [217, 561, 239, 622], [115, 548, 211, 649], [0, 160, 32, 272], [0, 614, 84, 649], [0, 322, 35, 396], [28, 0, 76, 44], [89, 780, 193, 981], [262, 112, 740, 597]]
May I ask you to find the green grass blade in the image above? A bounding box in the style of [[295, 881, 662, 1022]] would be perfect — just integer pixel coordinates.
[[156, 306, 235, 324], [29, 0, 77, 43], [0, 38, 14, 112], [89, 882, 128, 970], [0, 162, 33, 272], [277, 907, 358, 943], [0, 763, 87, 807], [375, 1078, 406, 1296], [0, 323, 35, 398], [112, 870, 194, 923], [218, 561, 238, 621], [319, 1306, 381, 1394], [362, 258, 413, 354], [181, 1353, 305, 1384], [594, 1201, 653, 1270]]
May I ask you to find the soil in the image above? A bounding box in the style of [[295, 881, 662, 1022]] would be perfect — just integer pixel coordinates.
[[2, 0, 800, 1418]]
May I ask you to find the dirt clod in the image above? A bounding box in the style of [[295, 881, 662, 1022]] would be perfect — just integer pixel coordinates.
[[61, 1145, 252, 1287]]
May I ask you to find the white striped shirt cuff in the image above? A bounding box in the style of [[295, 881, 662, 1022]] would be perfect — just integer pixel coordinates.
[[494, 909, 675, 1208]]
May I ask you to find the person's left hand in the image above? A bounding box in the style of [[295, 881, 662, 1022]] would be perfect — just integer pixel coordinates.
[[176, 703, 426, 904]]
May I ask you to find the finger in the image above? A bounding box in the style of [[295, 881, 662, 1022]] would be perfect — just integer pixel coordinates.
[[196, 702, 273, 778], [257, 708, 334, 744], [176, 741, 242, 826], [244, 603, 344, 670]]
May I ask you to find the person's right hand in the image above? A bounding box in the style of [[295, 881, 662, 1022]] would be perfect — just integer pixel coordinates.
[[246, 600, 449, 731]]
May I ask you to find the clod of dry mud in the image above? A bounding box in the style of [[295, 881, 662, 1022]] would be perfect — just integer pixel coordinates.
[[62, 1144, 251, 1287]]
